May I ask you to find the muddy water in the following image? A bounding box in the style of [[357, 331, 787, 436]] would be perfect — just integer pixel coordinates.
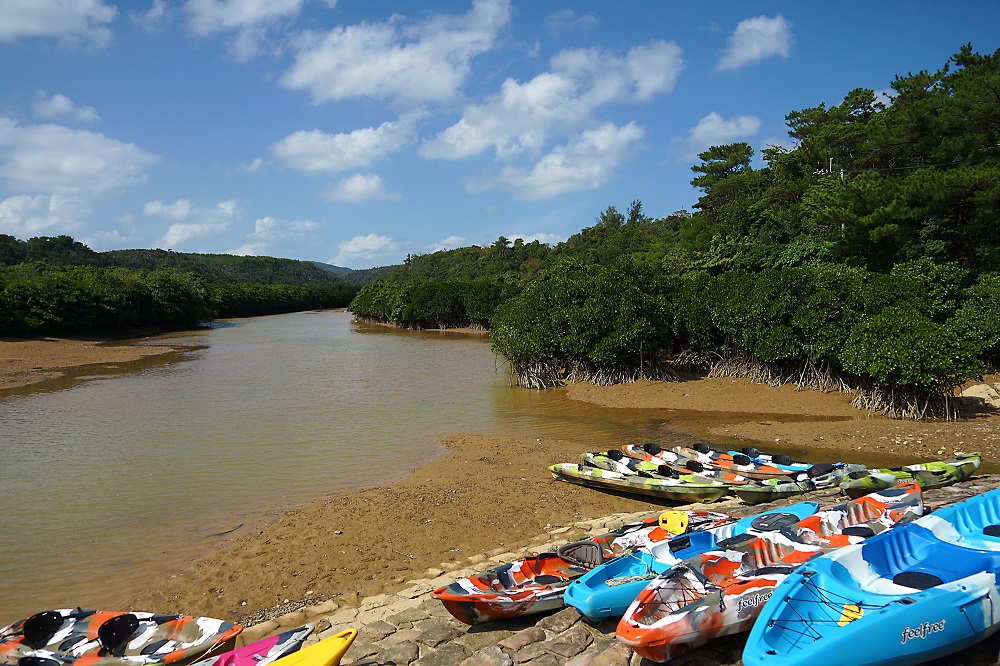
[[0, 311, 707, 625]]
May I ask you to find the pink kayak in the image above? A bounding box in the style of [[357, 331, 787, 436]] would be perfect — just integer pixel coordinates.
[[189, 625, 314, 666]]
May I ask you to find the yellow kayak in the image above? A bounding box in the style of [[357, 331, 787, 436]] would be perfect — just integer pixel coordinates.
[[268, 629, 357, 666]]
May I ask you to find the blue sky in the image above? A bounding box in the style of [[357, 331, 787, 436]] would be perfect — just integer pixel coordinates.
[[1, 2, 998, 269]]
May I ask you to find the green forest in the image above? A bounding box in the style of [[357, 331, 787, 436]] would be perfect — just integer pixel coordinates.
[[0, 235, 366, 333], [349, 45, 1000, 418]]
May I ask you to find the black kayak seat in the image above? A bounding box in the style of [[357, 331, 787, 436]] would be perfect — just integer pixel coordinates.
[[893, 571, 944, 590], [97, 613, 139, 655], [750, 512, 800, 532], [533, 575, 563, 585], [842, 525, 877, 538], [807, 462, 837, 478], [642, 443, 662, 455], [19, 657, 62, 666], [21, 611, 63, 650], [983, 524, 1000, 537]]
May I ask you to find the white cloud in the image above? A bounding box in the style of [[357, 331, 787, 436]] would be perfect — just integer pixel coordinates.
[[0, 194, 83, 236], [143, 199, 193, 220], [674, 111, 761, 161], [132, 0, 169, 31], [0, 0, 117, 47], [184, 0, 306, 59], [472, 122, 645, 200], [33, 92, 100, 123], [544, 10, 597, 35], [280, 0, 511, 106], [420, 40, 681, 161], [144, 198, 238, 249], [716, 15, 794, 71], [503, 232, 562, 245], [270, 116, 416, 173], [0, 118, 160, 196], [233, 214, 322, 254], [321, 173, 401, 203], [427, 235, 467, 252], [333, 233, 399, 267]]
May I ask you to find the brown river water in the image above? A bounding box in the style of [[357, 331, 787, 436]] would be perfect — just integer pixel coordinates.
[[0, 310, 710, 626]]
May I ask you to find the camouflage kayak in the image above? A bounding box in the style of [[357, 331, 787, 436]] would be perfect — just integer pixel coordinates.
[[616, 483, 924, 663], [838, 452, 982, 499], [733, 463, 868, 505], [549, 463, 729, 502], [0, 609, 242, 666], [582, 451, 752, 487], [431, 510, 734, 624], [622, 443, 804, 481]]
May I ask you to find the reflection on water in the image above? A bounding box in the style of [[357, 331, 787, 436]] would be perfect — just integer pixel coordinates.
[[0, 311, 686, 625]]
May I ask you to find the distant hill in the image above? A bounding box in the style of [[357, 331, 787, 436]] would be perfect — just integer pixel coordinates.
[[0, 234, 393, 288]]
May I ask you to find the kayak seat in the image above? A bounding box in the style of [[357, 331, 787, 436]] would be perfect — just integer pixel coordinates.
[[983, 524, 1000, 537], [749, 512, 800, 532], [533, 575, 563, 586], [97, 613, 139, 656], [21, 611, 63, 650], [140, 639, 170, 656], [892, 571, 944, 589], [18, 657, 62, 666], [856, 525, 1000, 593]]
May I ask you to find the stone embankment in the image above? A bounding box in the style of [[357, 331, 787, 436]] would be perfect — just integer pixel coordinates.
[[236, 477, 1000, 666]]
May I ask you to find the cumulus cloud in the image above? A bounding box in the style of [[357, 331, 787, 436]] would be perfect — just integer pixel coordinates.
[[0, 194, 83, 236], [716, 15, 794, 71], [33, 93, 100, 123], [229, 215, 322, 255], [0, 0, 117, 47], [471, 122, 645, 200], [280, 0, 511, 106], [184, 0, 306, 59], [674, 112, 761, 161], [144, 198, 238, 249], [270, 116, 416, 173], [0, 118, 160, 196], [320, 173, 401, 203], [420, 40, 681, 161], [333, 233, 399, 267]]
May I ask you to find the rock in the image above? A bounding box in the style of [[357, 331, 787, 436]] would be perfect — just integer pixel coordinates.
[[460, 645, 514, 666], [362, 619, 397, 642], [389, 607, 432, 627], [539, 623, 592, 659], [376, 639, 420, 665], [536, 607, 580, 633], [499, 627, 546, 651], [416, 625, 464, 647], [960, 384, 1000, 408], [567, 643, 632, 666], [414, 641, 471, 666]]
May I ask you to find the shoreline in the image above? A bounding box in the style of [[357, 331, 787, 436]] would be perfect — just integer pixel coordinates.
[[3, 334, 1000, 628]]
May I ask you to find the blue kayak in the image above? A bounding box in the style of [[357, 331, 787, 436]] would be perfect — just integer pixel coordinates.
[[564, 501, 819, 621], [744, 487, 1000, 666]]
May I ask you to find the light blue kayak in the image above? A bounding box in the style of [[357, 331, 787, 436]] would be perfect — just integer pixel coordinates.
[[744, 487, 1000, 666], [563, 501, 820, 621]]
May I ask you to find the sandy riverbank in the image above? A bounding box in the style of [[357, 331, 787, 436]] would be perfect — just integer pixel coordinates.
[[4, 334, 1000, 627]]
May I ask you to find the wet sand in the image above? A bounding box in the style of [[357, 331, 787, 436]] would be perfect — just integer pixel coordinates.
[[3, 334, 999, 626]]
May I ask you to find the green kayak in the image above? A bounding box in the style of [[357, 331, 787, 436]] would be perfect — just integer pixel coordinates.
[[548, 463, 729, 503], [838, 452, 982, 499], [733, 463, 867, 505]]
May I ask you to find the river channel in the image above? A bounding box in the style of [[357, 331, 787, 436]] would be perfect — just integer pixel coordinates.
[[0, 310, 697, 626]]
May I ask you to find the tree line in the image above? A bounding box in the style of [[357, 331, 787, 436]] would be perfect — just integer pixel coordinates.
[[0, 237, 363, 335], [349, 44, 1000, 418]]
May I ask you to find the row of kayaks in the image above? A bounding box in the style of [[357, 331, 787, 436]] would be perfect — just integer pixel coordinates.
[[433, 481, 1000, 665], [0, 611, 358, 666], [548, 442, 982, 504]]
